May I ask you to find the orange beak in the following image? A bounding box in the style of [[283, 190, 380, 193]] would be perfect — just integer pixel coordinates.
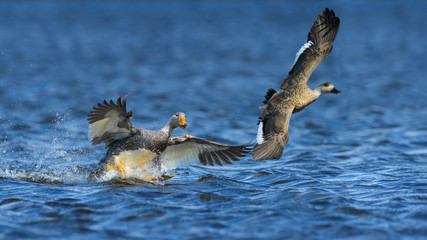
[[179, 116, 188, 129]]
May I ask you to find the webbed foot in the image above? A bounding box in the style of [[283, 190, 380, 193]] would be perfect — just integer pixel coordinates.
[[146, 174, 176, 181], [106, 163, 127, 177]]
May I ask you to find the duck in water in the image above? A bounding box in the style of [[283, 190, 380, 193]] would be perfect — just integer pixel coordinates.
[[88, 96, 250, 181]]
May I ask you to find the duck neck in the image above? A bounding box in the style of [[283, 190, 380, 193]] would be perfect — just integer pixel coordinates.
[[313, 87, 323, 98], [161, 120, 175, 136]]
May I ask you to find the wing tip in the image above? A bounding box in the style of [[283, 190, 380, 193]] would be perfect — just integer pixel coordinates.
[[87, 95, 130, 123], [252, 137, 286, 161], [309, 8, 340, 44]]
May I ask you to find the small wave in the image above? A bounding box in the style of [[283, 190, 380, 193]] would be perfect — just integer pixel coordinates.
[[0, 163, 180, 186], [0, 166, 91, 185]]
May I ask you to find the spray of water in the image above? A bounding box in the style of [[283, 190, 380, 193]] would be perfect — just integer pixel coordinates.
[[0, 112, 178, 185]]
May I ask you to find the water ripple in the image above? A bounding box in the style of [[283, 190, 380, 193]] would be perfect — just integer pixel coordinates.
[[1, 0, 426, 239]]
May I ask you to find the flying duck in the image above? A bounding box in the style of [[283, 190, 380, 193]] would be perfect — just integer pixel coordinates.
[[87, 96, 250, 181], [253, 8, 341, 161]]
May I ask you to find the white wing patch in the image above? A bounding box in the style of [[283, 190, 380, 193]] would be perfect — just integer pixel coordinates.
[[88, 110, 130, 141], [291, 40, 314, 70], [256, 121, 265, 144]]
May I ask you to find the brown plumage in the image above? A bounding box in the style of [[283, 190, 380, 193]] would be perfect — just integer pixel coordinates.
[[253, 8, 341, 161]]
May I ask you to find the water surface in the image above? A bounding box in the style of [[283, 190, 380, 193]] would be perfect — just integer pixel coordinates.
[[1, 0, 426, 239]]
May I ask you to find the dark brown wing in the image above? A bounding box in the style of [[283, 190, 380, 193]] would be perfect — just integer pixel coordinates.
[[280, 8, 340, 90], [162, 136, 251, 169], [87, 96, 136, 147], [253, 108, 293, 161]]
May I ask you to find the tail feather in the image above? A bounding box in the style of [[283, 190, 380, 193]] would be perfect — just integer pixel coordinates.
[[263, 88, 277, 105]]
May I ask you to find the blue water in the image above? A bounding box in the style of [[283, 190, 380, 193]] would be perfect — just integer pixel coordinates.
[[1, 0, 427, 239]]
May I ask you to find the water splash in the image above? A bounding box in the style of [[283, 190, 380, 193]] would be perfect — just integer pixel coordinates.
[[0, 112, 95, 184]]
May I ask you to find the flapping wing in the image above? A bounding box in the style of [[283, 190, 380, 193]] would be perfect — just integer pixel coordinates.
[[87, 95, 135, 147], [280, 8, 340, 90], [253, 108, 293, 161], [161, 136, 251, 170]]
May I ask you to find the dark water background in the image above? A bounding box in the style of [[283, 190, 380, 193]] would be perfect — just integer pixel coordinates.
[[1, 0, 426, 239]]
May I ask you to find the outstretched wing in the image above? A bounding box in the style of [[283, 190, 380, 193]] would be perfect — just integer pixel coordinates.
[[161, 136, 251, 170], [253, 108, 293, 161], [280, 8, 340, 90], [87, 95, 136, 147]]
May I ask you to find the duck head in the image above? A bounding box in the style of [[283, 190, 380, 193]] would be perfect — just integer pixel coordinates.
[[317, 82, 341, 95], [171, 112, 188, 130]]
